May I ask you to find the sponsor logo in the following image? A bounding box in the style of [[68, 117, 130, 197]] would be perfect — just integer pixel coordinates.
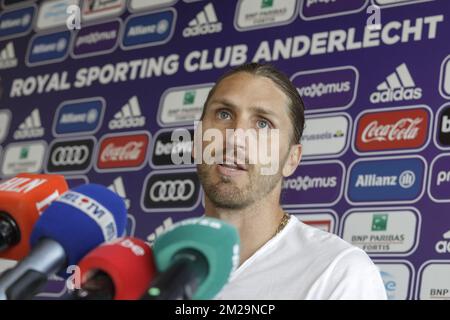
[[151, 128, 194, 168], [0, 109, 11, 143], [27, 30, 71, 66], [0, 42, 18, 69], [82, 0, 126, 21], [439, 55, 450, 99], [341, 208, 420, 255], [354, 106, 431, 154], [376, 262, 413, 300], [370, 63, 422, 104], [300, 0, 368, 21], [435, 103, 450, 149], [141, 170, 201, 212], [46, 138, 95, 174], [291, 210, 337, 234], [291, 66, 358, 113], [346, 156, 426, 204], [234, 0, 298, 31], [418, 262, 450, 300], [13, 108, 44, 140], [96, 131, 150, 172], [158, 84, 213, 126], [372, 0, 435, 9], [72, 19, 120, 58], [183, 3, 222, 38], [0, 5, 34, 40], [53, 98, 105, 136], [108, 96, 145, 130], [1, 140, 46, 177], [435, 230, 450, 254], [128, 0, 178, 12], [428, 154, 450, 203], [36, 0, 79, 31], [57, 191, 117, 241], [282, 160, 344, 207], [107, 176, 130, 209], [301, 113, 351, 159], [122, 9, 176, 50]]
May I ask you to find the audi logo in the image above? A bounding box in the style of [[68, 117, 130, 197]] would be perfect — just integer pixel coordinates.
[[149, 179, 195, 202], [51, 145, 90, 166]]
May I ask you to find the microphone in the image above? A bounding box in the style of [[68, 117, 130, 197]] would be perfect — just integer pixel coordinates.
[[71, 237, 156, 300], [142, 217, 240, 300], [0, 184, 127, 300], [0, 173, 68, 260]]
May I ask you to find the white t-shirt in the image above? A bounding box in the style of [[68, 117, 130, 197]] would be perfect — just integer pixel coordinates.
[[215, 216, 387, 300]]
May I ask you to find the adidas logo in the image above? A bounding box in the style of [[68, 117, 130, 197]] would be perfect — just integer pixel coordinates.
[[146, 217, 174, 244], [108, 95, 146, 130], [0, 42, 18, 70], [435, 230, 450, 254], [370, 63, 422, 104], [183, 3, 222, 38], [13, 108, 45, 140], [108, 176, 130, 209]]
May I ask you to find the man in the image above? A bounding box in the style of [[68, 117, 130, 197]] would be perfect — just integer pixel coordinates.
[[194, 63, 387, 300]]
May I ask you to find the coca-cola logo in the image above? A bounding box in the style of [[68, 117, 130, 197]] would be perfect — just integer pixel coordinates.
[[96, 132, 150, 172], [354, 107, 430, 154]]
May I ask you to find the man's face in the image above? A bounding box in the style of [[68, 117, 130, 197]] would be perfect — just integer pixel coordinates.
[[196, 72, 294, 209]]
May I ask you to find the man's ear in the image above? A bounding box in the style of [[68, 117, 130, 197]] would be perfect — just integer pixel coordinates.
[[282, 144, 302, 177]]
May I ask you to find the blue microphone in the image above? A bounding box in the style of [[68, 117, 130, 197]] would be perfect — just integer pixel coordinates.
[[0, 184, 127, 300]]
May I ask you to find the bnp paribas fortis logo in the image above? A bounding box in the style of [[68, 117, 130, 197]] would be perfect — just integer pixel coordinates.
[[371, 214, 388, 231], [183, 91, 196, 105], [261, 0, 273, 9], [19, 147, 29, 160]]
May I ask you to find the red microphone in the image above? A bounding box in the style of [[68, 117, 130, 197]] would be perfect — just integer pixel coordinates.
[[0, 173, 68, 260], [73, 237, 156, 300]]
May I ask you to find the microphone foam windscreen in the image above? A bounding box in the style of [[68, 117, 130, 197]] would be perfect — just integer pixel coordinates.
[[30, 184, 127, 270], [153, 217, 240, 300], [78, 237, 156, 300]]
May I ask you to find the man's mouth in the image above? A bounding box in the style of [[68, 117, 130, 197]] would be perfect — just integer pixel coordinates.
[[217, 157, 248, 176]]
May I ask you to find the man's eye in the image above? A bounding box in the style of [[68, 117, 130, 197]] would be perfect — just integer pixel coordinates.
[[217, 110, 231, 120], [256, 119, 270, 129]]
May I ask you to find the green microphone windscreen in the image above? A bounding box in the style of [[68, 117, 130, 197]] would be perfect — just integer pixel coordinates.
[[152, 217, 240, 300]]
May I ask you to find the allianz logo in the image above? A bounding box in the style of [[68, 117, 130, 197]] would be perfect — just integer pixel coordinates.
[[0, 13, 31, 29], [370, 63, 422, 104], [301, 130, 345, 142], [355, 171, 416, 188], [298, 81, 351, 98], [128, 20, 169, 37], [32, 37, 67, 54], [435, 230, 450, 254], [155, 139, 192, 156], [283, 175, 337, 191], [76, 30, 117, 47], [60, 109, 98, 124]]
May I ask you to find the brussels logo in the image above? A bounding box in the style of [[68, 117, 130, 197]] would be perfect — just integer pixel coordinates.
[[122, 9, 176, 50], [370, 63, 422, 104]]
